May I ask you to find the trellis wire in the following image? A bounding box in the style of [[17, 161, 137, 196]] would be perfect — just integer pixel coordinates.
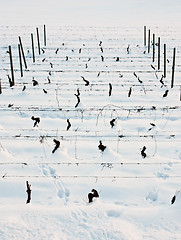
[[0, 161, 180, 166], [2, 175, 181, 179]]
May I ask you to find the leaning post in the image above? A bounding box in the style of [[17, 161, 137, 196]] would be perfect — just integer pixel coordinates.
[[18, 44, 23, 77], [36, 27, 41, 55], [18, 36, 27, 69], [164, 44, 166, 78], [9, 45, 15, 86], [171, 48, 176, 88], [31, 33, 35, 63]]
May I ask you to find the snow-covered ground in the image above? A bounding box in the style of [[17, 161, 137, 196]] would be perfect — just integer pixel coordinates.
[[0, 23, 181, 239]]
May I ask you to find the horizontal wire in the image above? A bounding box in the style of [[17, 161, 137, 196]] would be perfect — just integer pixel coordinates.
[[0, 106, 180, 112], [0, 133, 178, 138], [0, 68, 167, 73], [0, 161, 180, 166], [0, 128, 181, 133], [0, 134, 178, 139], [0, 137, 179, 142], [1, 175, 181, 179], [2, 83, 181, 88]]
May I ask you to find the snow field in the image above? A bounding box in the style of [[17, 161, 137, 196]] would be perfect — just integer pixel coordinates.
[[0, 25, 181, 239]]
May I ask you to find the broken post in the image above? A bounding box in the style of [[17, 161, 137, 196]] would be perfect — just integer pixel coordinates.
[[152, 33, 155, 62], [9, 45, 15, 86], [18, 44, 23, 77], [88, 189, 99, 203], [171, 48, 176, 88], [164, 44, 166, 78], [109, 83, 112, 96], [158, 37, 160, 70], [44, 24, 46, 46], [36, 27, 41, 55], [141, 146, 147, 158], [18, 36, 27, 69], [26, 181, 32, 204], [31, 33, 35, 63], [52, 139, 60, 153], [148, 29, 150, 53], [144, 26, 146, 46]]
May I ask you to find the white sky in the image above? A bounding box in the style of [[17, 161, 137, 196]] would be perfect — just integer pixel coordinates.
[[0, 0, 180, 26]]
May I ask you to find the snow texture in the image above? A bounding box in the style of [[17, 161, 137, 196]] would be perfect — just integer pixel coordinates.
[[0, 1, 181, 239]]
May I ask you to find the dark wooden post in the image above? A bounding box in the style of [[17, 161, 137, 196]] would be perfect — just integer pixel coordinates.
[[171, 48, 176, 88], [0, 79, 2, 94], [18, 36, 27, 69], [9, 45, 15, 86], [109, 83, 112, 96], [158, 37, 160, 70], [148, 29, 150, 53], [18, 44, 23, 77], [44, 25, 46, 46], [152, 33, 155, 62], [31, 33, 35, 63], [26, 181, 32, 204], [36, 27, 41, 55], [164, 44, 166, 78], [144, 26, 146, 46]]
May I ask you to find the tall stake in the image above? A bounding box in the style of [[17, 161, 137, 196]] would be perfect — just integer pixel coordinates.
[[148, 29, 150, 53], [36, 27, 41, 55], [164, 44, 166, 78], [152, 33, 155, 62], [31, 33, 35, 63], [44, 24, 46, 46], [9, 45, 15, 86], [171, 48, 176, 88], [0, 79, 2, 94], [144, 26, 146, 46], [18, 36, 27, 69], [158, 37, 160, 70], [18, 44, 23, 77]]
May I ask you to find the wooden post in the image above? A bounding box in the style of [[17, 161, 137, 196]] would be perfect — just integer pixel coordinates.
[[152, 33, 155, 62], [158, 37, 160, 70], [171, 48, 176, 88], [144, 26, 146, 46], [44, 24, 46, 46], [164, 44, 166, 78], [9, 45, 15, 86], [18, 36, 27, 69], [36, 27, 41, 55], [31, 33, 35, 63], [109, 83, 112, 96], [26, 181, 32, 204], [148, 29, 150, 53], [0, 79, 2, 94], [18, 44, 23, 77]]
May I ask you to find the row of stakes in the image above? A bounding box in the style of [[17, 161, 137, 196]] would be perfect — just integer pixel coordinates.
[[0, 25, 177, 94]]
